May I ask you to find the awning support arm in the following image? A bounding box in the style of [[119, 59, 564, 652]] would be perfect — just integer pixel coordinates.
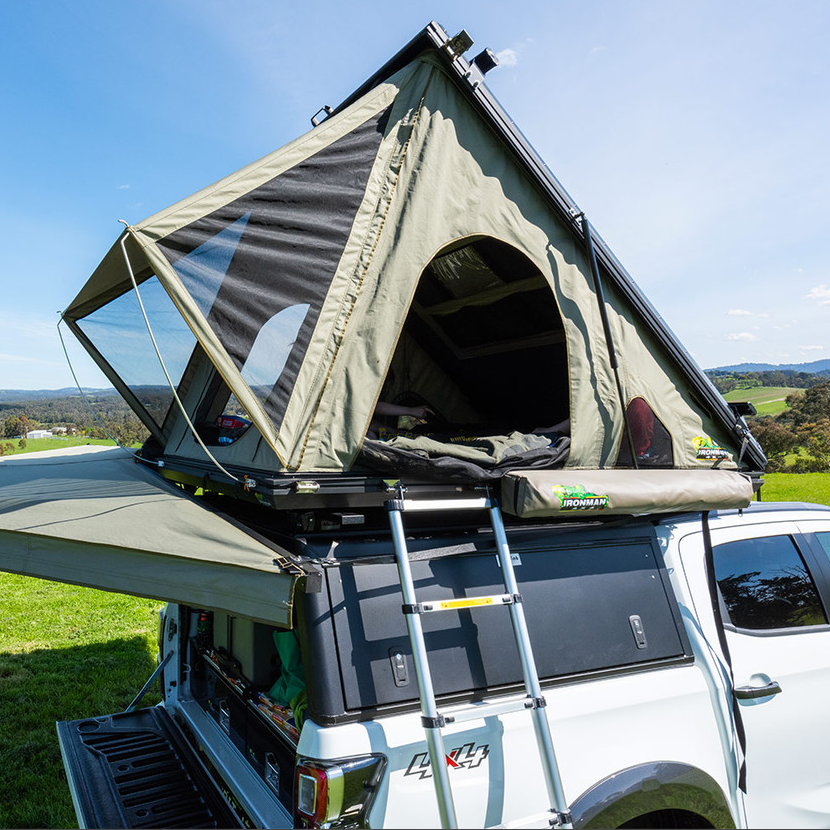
[[579, 213, 638, 469]]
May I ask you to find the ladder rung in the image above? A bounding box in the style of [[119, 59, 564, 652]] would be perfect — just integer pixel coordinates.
[[387, 497, 569, 828], [405, 593, 519, 614], [386, 497, 493, 513], [440, 695, 543, 724]]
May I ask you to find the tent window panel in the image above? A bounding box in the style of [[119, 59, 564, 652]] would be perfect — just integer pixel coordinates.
[[75, 276, 198, 430], [171, 212, 251, 320], [193, 371, 254, 446], [616, 397, 674, 468], [156, 107, 391, 434]]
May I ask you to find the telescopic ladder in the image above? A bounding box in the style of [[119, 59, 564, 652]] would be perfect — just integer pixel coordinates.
[[385, 490, 572, 830]]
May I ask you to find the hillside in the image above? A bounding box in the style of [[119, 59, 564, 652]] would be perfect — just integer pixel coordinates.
[[723, 386, 803, 417], [710, 359, 830, 374], [0, 388, 146, 446], [0, 387, 116, 403], [706, 368, 825, 395]]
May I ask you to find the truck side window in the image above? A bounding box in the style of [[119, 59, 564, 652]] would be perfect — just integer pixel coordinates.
[[813, 532, 830, 562], [713, 535, 827, 630]]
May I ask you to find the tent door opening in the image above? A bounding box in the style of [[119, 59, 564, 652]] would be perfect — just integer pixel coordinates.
[[379, 236, 570, 436]]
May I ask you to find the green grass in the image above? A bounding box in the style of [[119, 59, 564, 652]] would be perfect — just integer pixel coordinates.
[[0, 575, 162, 828], [0, 436, 116, 456], [724, 385, 804, 416], [760, 472, 830, 505]]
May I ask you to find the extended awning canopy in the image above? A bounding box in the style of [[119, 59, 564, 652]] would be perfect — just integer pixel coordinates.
[[0, 446, 302, 626]]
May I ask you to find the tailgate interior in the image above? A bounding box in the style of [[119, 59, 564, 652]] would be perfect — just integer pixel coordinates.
[[57, 706, 242, 829]]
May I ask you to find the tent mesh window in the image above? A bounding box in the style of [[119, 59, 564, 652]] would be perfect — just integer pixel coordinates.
[[616, 397, 674, 468], [74, 274, 198, 433], [396, 237, 569, 431], [155, 108, 392, 434], [191, 369, 254, 446]]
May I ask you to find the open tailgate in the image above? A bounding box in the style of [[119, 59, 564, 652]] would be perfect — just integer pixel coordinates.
[[57, 706, 242, 829]]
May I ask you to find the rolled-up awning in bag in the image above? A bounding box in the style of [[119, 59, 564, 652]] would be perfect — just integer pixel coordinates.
[[0, 445, 301, 626], [502, 468, 754, 518]]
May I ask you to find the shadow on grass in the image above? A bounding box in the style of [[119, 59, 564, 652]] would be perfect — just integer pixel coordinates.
[[0, 636, 160, 829]]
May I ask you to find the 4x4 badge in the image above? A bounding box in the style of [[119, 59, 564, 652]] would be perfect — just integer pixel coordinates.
[[405, 742, 490, 779]]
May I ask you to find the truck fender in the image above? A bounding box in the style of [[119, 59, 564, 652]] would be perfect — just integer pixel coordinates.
[[569, 761, 735, 829]]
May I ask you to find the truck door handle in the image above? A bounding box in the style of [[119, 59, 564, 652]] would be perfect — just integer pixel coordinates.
[[734, 680, 782, 700]]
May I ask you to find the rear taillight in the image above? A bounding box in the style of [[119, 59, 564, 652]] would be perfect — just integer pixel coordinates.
[[294, 754, 386, 828]]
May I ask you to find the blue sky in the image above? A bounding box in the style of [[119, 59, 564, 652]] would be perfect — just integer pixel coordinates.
[[2, 0, 828, 388]]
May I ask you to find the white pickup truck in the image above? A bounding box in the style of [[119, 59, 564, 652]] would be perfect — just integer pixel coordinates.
[[54, 494, 830, 829], [16, 18, 810, 830]]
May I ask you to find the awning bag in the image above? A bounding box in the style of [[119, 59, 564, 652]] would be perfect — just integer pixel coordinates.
[[502, 468, 754, 518]]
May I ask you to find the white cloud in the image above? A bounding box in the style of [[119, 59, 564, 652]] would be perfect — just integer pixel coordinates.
[[589, 45, 605, 55], [806, 285, 830, 305], [496, 48, 518, 67], [117, 184, 130, 190], [0, 313, 55, 338], [726, 332, 759, 342], [0, 352, 56, 364], [728, 308, 752, 316], [799, 344, 824, 351]]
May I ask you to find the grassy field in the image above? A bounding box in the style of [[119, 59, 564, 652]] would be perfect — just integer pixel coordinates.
[[723, 385, 804, 417], [0, 436, 116, 456], [0, 577, 162, 828], [759, 472, 830, 504]]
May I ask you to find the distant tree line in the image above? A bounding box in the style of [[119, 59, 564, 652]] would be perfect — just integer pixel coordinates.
[[0, 393, 149, 446], [748, 380, 830, 472], [707, 369, 828, 394]]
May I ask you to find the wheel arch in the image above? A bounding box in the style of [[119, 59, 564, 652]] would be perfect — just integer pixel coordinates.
[[570, 761, 735, 829]]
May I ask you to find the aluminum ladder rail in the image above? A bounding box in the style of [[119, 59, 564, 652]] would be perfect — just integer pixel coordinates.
[[385, 492, 572, 829]]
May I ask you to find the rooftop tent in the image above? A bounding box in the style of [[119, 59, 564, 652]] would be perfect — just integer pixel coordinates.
[[63, 22, 765, 481]]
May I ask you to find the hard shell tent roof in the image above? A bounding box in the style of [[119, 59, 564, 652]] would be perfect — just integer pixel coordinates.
[[63, 22, 765, 480]]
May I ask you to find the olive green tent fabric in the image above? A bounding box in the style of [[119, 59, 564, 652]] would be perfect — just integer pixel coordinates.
[[63, 51, 749, 480], [0, 446, 298, 625], [502, 469, 754, 518], [274, 55, 739, 473]]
